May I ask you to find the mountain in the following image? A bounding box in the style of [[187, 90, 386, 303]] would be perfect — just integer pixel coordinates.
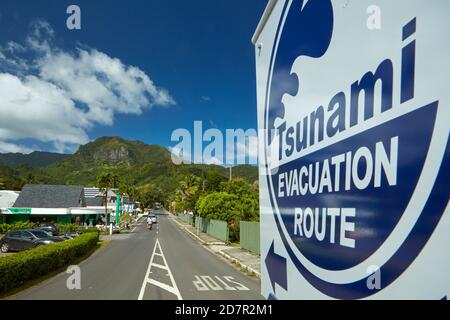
[[0, 137, 258, 195], [33, 136, 258, 195], [0, 151, 70, 168]]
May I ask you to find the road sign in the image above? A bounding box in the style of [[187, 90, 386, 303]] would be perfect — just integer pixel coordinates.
[[254, 0, 449, 299], [7, 208, 32, 214]]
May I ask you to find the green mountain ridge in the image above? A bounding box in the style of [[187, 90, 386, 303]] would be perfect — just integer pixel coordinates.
[[0, 151, 70, 168], [0, 137, 258, 196]]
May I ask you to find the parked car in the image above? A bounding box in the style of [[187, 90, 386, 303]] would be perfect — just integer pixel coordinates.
[[61, 230, 82, 240], [35, 223, 58, 236], [0, 229, 65, 253]]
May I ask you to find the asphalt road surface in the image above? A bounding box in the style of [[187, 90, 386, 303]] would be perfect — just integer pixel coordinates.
[[8, 210, 263, 300]]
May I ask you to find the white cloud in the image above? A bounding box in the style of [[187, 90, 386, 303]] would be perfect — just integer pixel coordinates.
[[0, 19, 175, 154], [168, 145, 192, 165], [0, 141, 34, 154]]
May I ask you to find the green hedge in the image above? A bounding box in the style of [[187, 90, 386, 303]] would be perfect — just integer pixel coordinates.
[[0, 223, 100, 236], [0, 222, 39, 234], [0, 232, 99, 296], [56, 224, 99, 235]]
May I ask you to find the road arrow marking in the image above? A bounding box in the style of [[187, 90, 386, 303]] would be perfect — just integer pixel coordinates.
[[265, 240, 287, 293]]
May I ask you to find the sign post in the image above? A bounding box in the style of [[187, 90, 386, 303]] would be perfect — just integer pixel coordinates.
[[115, 195, 121, 225]]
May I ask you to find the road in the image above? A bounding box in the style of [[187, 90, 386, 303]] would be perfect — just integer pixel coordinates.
[[9, 210, 263, 300]]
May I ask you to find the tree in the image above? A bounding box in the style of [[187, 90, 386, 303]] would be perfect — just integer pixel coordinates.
[[221, 178, 253, 198], [120, 184, 138, 202], [25, 173, 36, 184], [97, 172, 121, 223], [196, 177, 260, 223], [204, 171, 225, 193], [195, 192, 241, 221], [137, 184, 165, 209], [174, 174, 201, 213], [220, 178, 259, 221]]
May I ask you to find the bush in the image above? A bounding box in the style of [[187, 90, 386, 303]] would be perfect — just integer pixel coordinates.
[[228, 219, 240, 242], [78, 227, 101, 234], [119, 214, 132, 223], [0, 232, 99, 296], [196, 192, 241, 221], [57, 224, 100, 235], [56, 224, 80, 235], [0, 222, 100, 237], [0, 222, 39, 234]]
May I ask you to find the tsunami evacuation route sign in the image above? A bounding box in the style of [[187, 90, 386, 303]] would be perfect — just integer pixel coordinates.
[[262, 0, 449, 300]]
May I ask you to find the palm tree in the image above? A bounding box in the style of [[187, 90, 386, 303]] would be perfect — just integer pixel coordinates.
[[178, 175, 200, 201], [121, 184, 137, 202], [97, 172, 120, 223]]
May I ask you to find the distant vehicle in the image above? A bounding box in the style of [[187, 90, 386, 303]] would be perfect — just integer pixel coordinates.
[[35, 222, 58, 236], [149, 213, 157, 223], [0, 229, 65, 253], [111, 223, 121, 234]]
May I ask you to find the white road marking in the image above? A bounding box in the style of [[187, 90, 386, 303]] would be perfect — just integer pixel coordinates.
[[131, 218, 144, 233], [192, 275, 250, 292], [138, 238, 182, 300], [151, 263, 167, 270]]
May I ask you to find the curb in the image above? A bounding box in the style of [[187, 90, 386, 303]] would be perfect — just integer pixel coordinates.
[[171, 217, 207, 245], [169, 215, 261, 279], [216, 250, 261, 279]]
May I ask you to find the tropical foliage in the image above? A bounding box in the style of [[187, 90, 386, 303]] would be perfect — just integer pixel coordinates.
[[172, 175, 259, 224], [0, 137, 258, 212]]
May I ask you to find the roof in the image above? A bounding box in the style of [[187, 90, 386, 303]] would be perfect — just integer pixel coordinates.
[[84, 187, 117, 198], [106, 190, 117, 198], [0, 190, 20, 208], [13, 184, 85, 208], [85, 197, 103, 207], [84, 187, 101, 198]]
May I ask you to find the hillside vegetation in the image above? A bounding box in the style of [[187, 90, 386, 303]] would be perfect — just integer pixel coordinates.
[[0, 137, 258, 202]]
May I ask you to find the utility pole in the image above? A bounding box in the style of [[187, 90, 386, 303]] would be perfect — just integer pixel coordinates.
[[229, 165, 232, 181]]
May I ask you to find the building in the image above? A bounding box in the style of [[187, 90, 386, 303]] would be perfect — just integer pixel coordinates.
[[2, 184, 110, 225], [84, 187, 103, 198], [85, 187, 120, 218]]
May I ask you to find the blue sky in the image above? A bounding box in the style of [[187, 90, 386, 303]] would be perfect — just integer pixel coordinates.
[[0, 0, 267, 156]]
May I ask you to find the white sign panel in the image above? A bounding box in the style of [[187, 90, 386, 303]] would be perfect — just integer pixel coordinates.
[[254, 0, 449, 299]]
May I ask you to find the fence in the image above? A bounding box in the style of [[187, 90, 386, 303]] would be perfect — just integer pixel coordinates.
[[178, 214, 259, 253], [207, 219, 229, 242], [240, 221, 260, 255], [196, 216, 208, 233], [178, 214, 195, 226], [177, 214, 189, 223], [192, 217, 229, 242]]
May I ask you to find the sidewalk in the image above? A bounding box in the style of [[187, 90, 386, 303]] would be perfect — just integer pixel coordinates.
[[169, 215, 261, 278]]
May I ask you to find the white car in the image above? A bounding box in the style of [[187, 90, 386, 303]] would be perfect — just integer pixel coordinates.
[[149, 214, 157, 223]]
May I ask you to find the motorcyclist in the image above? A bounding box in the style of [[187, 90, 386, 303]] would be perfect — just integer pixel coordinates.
[[147, 216, 153, 230]]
